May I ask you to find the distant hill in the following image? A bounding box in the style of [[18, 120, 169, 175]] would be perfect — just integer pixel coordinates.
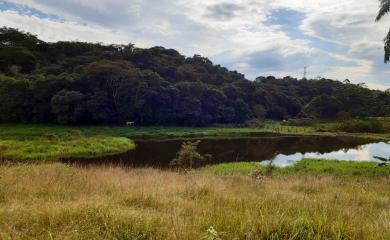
[[0, 27, 389, 125]]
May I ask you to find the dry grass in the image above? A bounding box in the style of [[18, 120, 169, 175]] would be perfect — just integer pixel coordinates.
[[0, 163, 389, 239]]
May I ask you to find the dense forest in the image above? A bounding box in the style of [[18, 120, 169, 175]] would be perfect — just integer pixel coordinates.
[[0, 27, 389, 126]]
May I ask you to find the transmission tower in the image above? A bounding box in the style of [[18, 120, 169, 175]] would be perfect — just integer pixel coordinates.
[[303, 66, 308, 79]]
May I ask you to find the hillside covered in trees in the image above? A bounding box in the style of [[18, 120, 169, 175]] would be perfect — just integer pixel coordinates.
[[0, 27, 389, 126]]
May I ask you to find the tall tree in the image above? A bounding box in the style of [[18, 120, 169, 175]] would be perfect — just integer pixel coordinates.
[[0, 28, 389, 125], [376, 0, 390, 63]]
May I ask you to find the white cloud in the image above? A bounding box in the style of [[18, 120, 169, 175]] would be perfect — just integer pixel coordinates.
[[1, 0, 389, 89], [0, 10, 153, 46]]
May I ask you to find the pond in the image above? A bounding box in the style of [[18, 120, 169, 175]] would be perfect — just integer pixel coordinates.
[[65, 136, 389, 167], [261, 141, 389, 167]]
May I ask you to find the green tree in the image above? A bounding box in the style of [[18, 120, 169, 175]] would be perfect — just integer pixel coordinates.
[[82, 60, 140, 120], [252, 104, 267, 120], [170, 140, 211, 170], [51, 90, 87, 124], [0, 75, 32, 122], [376, 0, 390, 62], [233, 99, 249, 123], [0, 28, 389, 126], [29, 73, 74, 122], [86, 90, 115, 123], [0, 27, 41, 49], [304, 95, 341, 119], [0, 46, 37, 73]]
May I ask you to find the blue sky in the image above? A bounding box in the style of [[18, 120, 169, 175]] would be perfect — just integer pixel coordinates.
[[1, 0, 389, 90]]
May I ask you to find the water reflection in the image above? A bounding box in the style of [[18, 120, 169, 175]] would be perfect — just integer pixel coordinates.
[[263, 142, 390, 167], [64, 136, 388, 168]]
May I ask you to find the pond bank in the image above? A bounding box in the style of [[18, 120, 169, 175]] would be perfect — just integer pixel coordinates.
[[0, 123, 388, 163]]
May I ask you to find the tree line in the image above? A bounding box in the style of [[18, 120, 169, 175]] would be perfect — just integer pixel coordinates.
[[0, 27, 389, 125]]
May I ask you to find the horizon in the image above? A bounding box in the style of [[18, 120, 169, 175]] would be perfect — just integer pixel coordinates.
[[1, 0, 390, 90]]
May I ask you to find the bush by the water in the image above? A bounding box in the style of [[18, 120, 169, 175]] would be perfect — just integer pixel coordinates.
[[284, 118, 314, 126], [243, 119, 265, 128], [170, 140, 211, 170], [334, 119, 385, 133]]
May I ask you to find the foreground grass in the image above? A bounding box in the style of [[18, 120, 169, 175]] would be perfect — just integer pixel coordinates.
[[0, 137, 134, 161], [0, 162, 388, 239]]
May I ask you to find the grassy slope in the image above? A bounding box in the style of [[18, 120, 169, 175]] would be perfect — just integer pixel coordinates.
[[0, 163, 388, 239]]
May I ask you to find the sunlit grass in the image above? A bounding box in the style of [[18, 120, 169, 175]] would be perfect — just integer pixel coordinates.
[[0, 122, 318, 140], [0, 163, 388, 239], [262, 122, 314, 133], [202, 159, 390, 177], [1, 121, 388, 141], [0, 137, 134, 161]]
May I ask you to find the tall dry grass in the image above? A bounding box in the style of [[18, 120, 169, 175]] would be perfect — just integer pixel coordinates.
[[0, 163, 389, 239]]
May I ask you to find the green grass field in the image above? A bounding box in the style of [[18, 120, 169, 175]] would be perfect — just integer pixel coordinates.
[[201, 159, 390, 177], [0, 123, 314, 140], [0, 121, 389, 140], [0, 161, 388, 239], [0, 136, 135, 162]]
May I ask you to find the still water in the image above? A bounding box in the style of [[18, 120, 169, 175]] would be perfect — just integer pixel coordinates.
[[262, 141, 389, 167], [66, 136, 389, 167]]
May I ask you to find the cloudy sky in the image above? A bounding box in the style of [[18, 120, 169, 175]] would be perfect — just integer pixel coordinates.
[[1, 0, 389, 90]]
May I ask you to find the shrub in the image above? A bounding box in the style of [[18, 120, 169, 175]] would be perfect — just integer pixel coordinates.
[[64, 130, 84, 140], [43, 133, 60, 141], [284, 118, 314, 126], [170, 140, 211, 170], [334, 119, 385, 133], [244, 118, 265, 128]]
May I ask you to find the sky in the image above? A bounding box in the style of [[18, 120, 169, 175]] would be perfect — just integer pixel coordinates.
[[1, 0, 389, 90]]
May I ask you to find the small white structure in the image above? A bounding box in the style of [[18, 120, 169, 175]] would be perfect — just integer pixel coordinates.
[[126, 121, 135, 126]]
